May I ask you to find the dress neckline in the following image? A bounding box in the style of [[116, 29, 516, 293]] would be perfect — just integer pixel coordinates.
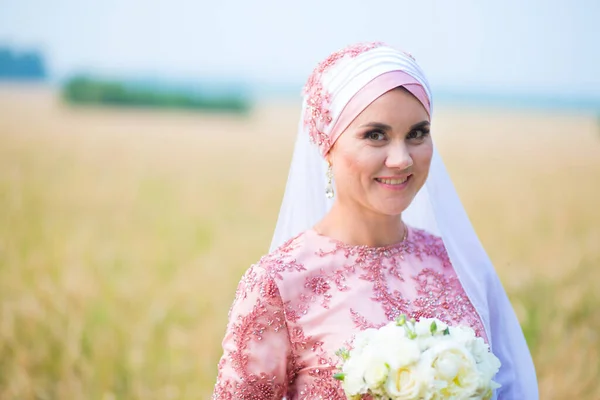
[[307, 224, 412, 253]]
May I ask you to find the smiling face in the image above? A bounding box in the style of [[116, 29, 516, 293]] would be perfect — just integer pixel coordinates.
[[327, 87, 433, 217]]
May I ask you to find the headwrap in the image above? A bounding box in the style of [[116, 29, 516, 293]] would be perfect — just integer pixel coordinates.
[[270, 42, 539, 399]]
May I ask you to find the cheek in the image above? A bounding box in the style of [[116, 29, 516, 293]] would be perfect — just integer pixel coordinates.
[[337, 145, 366, 174], [338, 147, 383, 180], [411, 142, 433, 172], [334, 146, 382, 189], [338, 149, 360, 173]]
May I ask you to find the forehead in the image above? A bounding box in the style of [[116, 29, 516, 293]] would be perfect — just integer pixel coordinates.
[[350, 88, 430, 127]]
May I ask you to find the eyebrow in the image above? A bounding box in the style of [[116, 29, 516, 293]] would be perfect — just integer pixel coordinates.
[[359, 120, 430, 131]]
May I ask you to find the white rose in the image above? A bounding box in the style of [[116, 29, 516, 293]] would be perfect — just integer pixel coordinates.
[[353, 328, 378, 352], [384, 364, 427, 399], [384, 336, 421, 371], [378, 321, 409, 342], [473, 379, 501, 400], [373, 324, 420, 372], [363, 354, 389, 389], [341, 352, 368, 396], [476, 346, 501, 380], [342, 376, 367, 398], [475, 353, 502, 396], [469, 336, 489, 363], [456, 334, 501, 395], [449, 325, 477, 346], [421, 341, 480, 398]]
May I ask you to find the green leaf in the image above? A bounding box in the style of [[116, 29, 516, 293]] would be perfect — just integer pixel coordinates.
[[443, 327, 450, 335], [396, 314, 407, 326], [430, 321, 437, 334], [335, 348, 350, 361], [333, 372, 346, 381]]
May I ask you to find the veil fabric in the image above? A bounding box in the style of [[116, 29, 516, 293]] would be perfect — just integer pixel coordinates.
[[269, 43, 538, 399]]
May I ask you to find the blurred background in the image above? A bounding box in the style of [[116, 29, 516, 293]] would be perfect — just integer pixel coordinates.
[[1, 0, 599, 399]]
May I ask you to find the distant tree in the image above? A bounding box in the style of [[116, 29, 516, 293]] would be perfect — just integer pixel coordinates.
[[0, 47, 47, 80], [61, 75, 251, 114]]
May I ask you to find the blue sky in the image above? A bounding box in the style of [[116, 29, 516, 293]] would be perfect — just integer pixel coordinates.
[[1, 0, 599, 97]]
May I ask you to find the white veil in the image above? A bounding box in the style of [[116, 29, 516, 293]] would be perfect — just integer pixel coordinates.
[[269, 44, 538, 399]]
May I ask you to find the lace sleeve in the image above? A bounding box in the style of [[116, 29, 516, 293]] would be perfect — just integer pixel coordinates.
[[212, 264, 292, 400]]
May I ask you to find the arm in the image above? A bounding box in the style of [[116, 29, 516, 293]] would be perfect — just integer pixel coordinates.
[[212, 264, 292, 400]]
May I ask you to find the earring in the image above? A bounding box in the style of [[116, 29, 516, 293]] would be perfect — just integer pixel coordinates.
[[325, 164, 334, 199]]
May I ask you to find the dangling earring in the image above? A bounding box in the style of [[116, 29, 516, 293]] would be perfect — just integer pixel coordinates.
[[325, 164, 334, 199]]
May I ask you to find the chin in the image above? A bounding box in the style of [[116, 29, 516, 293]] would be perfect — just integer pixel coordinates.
[[373, 202, 411, 216], [378, 195, 417, 215]]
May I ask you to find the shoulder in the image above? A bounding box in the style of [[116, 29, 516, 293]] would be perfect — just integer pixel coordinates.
[[239, 230, 332, 292], [252, 230, 315, 278]]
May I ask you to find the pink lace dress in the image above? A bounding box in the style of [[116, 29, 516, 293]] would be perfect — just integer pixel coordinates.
[[212, 225, 486, 400]]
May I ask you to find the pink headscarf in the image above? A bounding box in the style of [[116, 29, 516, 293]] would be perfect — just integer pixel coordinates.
[[328, 70, 431, 151], [301, 42, 432, 156]]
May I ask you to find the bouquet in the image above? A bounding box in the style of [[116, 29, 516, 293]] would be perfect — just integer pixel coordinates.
[[333, 315, 501, 400]]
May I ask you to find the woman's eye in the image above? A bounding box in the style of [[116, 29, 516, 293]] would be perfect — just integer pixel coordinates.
[[365, 131, 386, 141], [407, 129, 429, 140]]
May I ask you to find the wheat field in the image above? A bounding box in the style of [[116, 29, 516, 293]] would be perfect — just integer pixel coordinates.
[[0, 85, 599, 399]]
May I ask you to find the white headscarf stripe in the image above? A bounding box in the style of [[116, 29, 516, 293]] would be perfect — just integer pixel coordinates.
[[323, 47, 433, 127]]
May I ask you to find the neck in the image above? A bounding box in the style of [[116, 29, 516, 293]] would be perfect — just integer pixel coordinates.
[[315, 200, 406, 247]]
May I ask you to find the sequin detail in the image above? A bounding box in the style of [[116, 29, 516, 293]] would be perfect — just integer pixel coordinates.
[[212, 266, 291, 399], [302, 42, 383, 154], [212, 226, 487, 399], [314, 228, 485, 338]]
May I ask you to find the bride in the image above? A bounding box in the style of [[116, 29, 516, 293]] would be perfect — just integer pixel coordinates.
[[211, 42, 538, 399]]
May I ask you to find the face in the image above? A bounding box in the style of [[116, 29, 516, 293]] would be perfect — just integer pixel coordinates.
[[327, 87, 433, 217]]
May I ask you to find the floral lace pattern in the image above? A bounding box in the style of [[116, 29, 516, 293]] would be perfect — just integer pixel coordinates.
[[212, 226, 486, 399], [302, 41, 383, 154]]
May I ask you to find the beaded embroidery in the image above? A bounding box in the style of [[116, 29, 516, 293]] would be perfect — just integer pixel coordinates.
[[301, 42, 419, 155], [302, 42, 383, 154], [213, 227, 486, 399]]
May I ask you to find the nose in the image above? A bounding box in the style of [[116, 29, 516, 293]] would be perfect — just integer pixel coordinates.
[[385, 141, 413, 171]]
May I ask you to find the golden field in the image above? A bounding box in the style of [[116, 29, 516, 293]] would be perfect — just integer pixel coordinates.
[[0, 85, 599, 399]]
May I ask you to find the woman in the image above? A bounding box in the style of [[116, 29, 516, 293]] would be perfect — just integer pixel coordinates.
[[212, 42, 538, 399]]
